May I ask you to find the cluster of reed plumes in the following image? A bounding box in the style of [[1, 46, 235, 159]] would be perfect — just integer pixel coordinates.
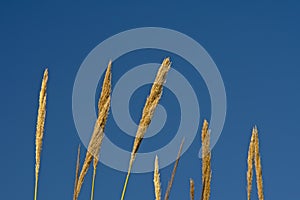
[[33, 58, 265, 200]]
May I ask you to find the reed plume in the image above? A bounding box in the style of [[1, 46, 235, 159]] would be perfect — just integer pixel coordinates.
[[189, 178, 195, 200], [90, 61, 112, 200], [253, 127, 264, 200], [34, 69, 48, 200], [73, 145, 81, 200], [201, 120, 211, 200], [74, 61, 112, 200], [164, 138, 184, 200], [247, 128, 255, 200], [120, 58, 171, 200], [246, 126, 265, 200], [154, 156, 162, 200]]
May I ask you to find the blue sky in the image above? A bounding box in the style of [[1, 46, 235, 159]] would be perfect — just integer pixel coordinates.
[[1, 1, 299, 199]]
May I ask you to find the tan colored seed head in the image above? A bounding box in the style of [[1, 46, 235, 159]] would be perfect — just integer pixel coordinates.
[[74, 62, 112, 200], [34, 69, 48, 200], [253, 126, 264, 200], [201, 119, 211, 200], [154, 156, 161, 200], [121, 58, 171, 200], [247, 128, 255, 200]]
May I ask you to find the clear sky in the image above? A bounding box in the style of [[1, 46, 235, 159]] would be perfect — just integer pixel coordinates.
[[1, 1, 299, 199]]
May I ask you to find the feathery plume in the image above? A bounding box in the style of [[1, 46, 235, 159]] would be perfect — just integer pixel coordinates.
[[201, 120, 211, 200], [247, 128, 255, 200], [90, 61, 112, 200], [154, 156, 161, 200], [254, 126, 264, 200], [34, 69, 48, 200], [164, 138, 184, 200], [121, 58, 171, 200], [74, 62, 112, 200]]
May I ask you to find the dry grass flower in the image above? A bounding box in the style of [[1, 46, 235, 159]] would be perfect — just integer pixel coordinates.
[[154, 156, 162, 200], [34, 69, 48, 200], [201, 120, 211, 200], [121, 58, 171, 200], [74, 62, 112, 200]]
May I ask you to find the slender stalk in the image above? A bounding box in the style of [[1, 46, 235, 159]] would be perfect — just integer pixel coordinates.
[[121, 156, 135, 200], [74, 62, 112, 200], [121, 169, 131, 200], [121, 58, 171, 200], [34, 177, 38, 200], [89, 61, 112, 200], [73, 145, 81, 200], [90, 158, 98, 200], [34, 69, 48, 200], [164, 138, 184, 200]]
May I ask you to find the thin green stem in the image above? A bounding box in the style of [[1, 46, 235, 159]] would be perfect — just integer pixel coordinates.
[[90, 165, 97, 200], [121, 171, 130, 200], [121, 162, 133, 200], [34, 173, 38, 200]]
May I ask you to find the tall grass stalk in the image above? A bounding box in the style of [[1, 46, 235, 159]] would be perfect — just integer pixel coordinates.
[[164, 138, 184, 200], [201, 120, 211, 200], [34, 69, 48, 200], [90, 61, 112, 200], [74, 62, 112, 200], [90, 158, 98, 200], [121, 58, 171, 200], [73, 145, 81, 200]]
